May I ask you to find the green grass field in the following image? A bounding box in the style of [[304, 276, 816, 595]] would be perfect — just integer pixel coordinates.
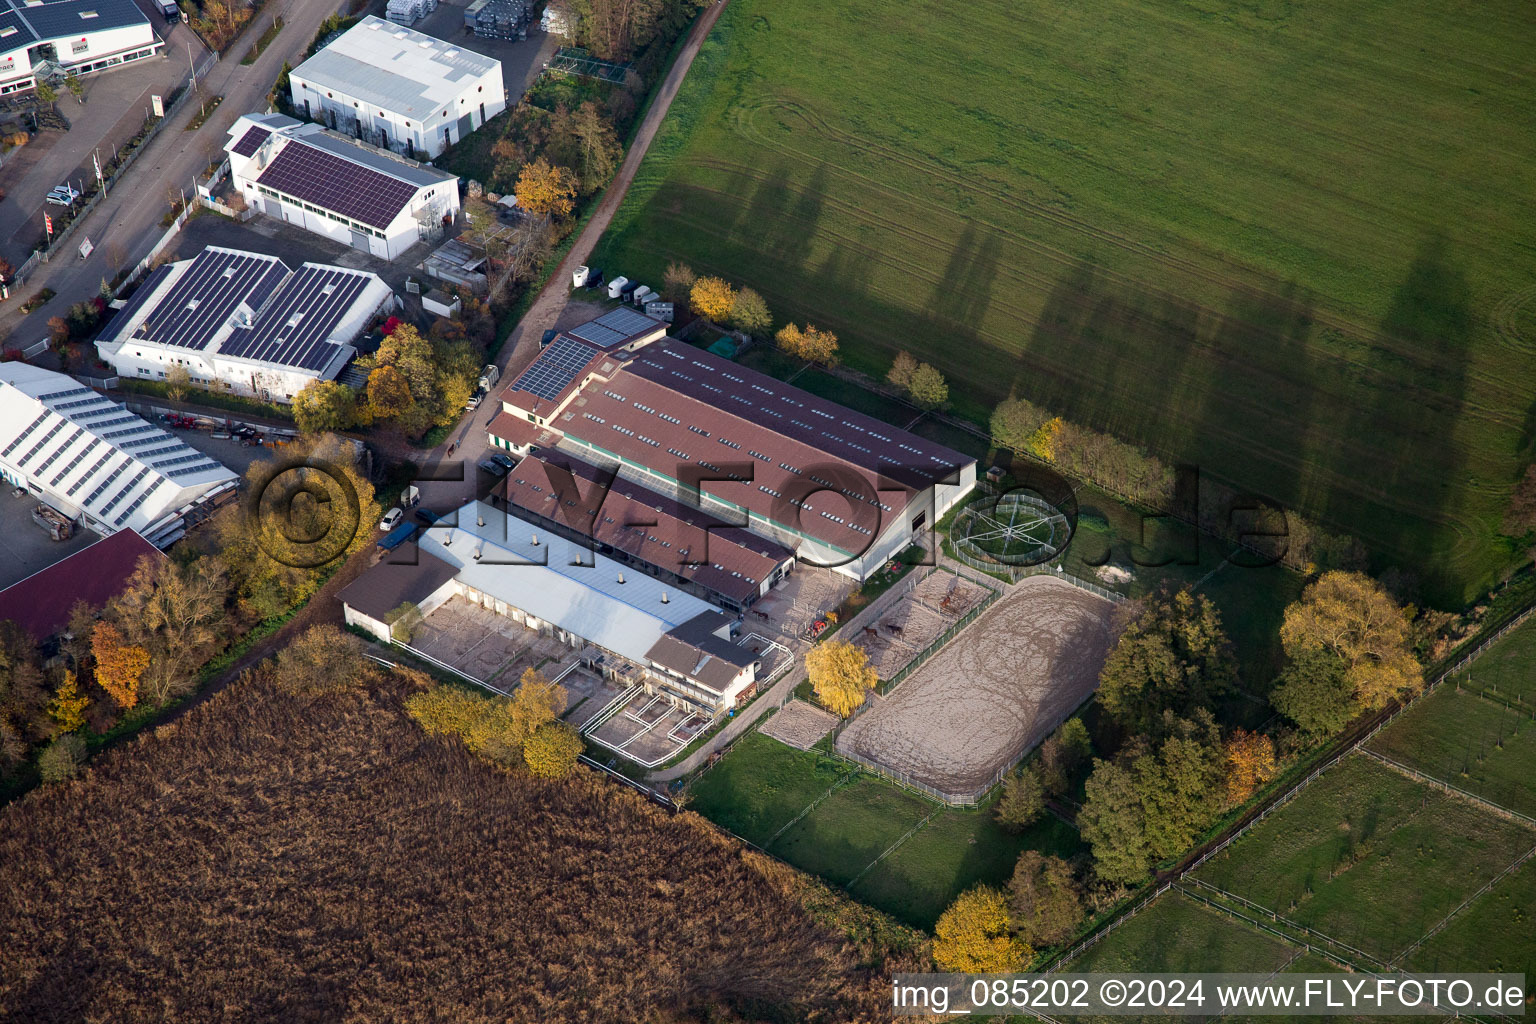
[[594, 0, 1536, 605], [768, 776, 934, 887], [850, 806, 1084, 932], [1194, 754, 1533, 962], [687, 726, 1091, 929], [1407, 851, 1536, 977], [1454, 613, 1536, 707], [686, 730, 851, 847], [1367, 686, 1536, 819], [1070, 891, 1297, 973]]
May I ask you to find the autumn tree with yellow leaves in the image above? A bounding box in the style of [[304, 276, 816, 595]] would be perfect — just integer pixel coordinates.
[[523, 722, 583, 778], [805, 639, 877, 717], [1280, 570, 1422, 711], [1221, 728, 1277, 806], [47, 671, 89, 734], [933, 884, 1032, 972], [689, 276, 736, 322], [514, 157, 579, 218], [775, 322, 839, 366]]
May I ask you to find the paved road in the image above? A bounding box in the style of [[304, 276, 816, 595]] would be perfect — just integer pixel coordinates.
[[0, 0, 348, 347]]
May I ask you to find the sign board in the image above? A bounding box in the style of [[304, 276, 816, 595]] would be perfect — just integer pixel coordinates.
[[78, 237, 94, 260], [151, 94, 164, 118]]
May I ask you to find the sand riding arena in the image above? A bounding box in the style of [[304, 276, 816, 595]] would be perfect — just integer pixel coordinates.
[[835, 575, 1115, 802]]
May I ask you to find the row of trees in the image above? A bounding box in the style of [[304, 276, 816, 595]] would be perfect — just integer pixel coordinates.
[[887, 350, 949, 410], [546, 0, 706, 62], [934, 850, 1088, 972], [405, 667, 584, 778]]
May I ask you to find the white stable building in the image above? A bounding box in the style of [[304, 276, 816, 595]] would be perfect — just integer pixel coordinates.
[[0, 0, 161, 96], [289, 15, 504, 159], [95, 246, 394, 404], [0, 363, 237, 547], [340, 500, 763, 714], [225, 112, 461, 260]]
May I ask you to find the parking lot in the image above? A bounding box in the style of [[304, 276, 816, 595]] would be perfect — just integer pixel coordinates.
[[0, 485, 100, 592], [0, 17, 208, 273]]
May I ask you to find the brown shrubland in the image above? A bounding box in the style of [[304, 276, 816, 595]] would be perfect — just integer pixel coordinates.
[[0, 666, 920, 1022]]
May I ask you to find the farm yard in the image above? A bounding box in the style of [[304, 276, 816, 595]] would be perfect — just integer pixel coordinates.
[[594, 0, 1536, 606], [685, 729, 1085, 930], [1064, 616, 1536, 980], [836, 575, 1115, 799], [846, 570, 991, 683]]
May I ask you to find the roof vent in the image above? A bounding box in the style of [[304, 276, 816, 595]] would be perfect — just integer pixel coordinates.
[[476, 514, 485, 527], [444, 49, 459, 57], [473, 546, 482, 561], [418, 39, 432, 48], [617, 572, 625, 584], [442, 533, 451, 546], [530, 533, 539, 546], [367, 21, 380, 29], [661, 593, 669, 604]]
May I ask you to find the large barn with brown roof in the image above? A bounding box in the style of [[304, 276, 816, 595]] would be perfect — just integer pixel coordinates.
[[501, 451, 795, 612], [489, 316, 976, 581]]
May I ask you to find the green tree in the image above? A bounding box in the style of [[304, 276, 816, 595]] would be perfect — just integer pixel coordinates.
[[386, 602, 423, 643], [1008, 851, 1084, 948], [994, 763, 1045, 833], [64, 72, 83, 103], [570, 101, 621, 190], [907, 362, 949, 409], [990, 396, 1053, 454], [35, 81, 58, 111], [1078, 758, 1151, 884], [1132, 712, 1223, 860], [1097, 588, 1235, 733], [165, 364, 191, 404], [37, 733, 86, 783], [662, 262, 697, 305], [1038, 718, 1091, 797], [292, 379, 358, 434], [934, 885, 1031, 972], [523, 721, 583, 778], [1271, 647, 1356, 738], [727, 287, 771, 336]]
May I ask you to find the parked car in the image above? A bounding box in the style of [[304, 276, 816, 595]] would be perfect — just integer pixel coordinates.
[[45, 185, 79, 206], [465, 391, 482, 411], [489, 452, 516, 471], [478, 363, 500, 391], [477, 457, 510, 477], [540, 328, 558, 349], [413, 507, 443, 526], [378, 507, 404, 531]]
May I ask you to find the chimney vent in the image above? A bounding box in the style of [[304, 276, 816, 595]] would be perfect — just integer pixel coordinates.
[[661, 592, 669, 604], [531, 533, 539, 546], [477, 515, 485, 527], [617, 572, 625, 584]]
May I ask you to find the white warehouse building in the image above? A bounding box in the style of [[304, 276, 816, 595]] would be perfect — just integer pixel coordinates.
[[289, 15, 504, 159], [0, 0, 162, 97], [95, 246, 395, 404], [0, 363, 237, 547], [225, 112, 461, 261]]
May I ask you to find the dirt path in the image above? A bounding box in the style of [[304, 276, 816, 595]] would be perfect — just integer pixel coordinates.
[[491, 0, 731, 386]]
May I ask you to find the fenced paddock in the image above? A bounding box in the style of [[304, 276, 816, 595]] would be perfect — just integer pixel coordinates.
[[760, 700, 840, 751], [834, 574, 1115, 803], [848, 571, 990, 683]]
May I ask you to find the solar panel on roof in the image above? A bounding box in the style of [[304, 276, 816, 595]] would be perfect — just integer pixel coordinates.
[[230, 125, 271, 157], [511, 336, 598, 401], [566, 307, 659, 349], [136, 249, 289, 352], [257, 140, 419, 230], [221, 266, 369, 370]]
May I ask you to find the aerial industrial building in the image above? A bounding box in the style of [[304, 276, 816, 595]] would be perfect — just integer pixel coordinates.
[[490, 311, 976, 580], [0, 363, 237, 547], [0, 0, 161, 96], [288, 16, 505, 160], [225, 112, 461, 260], [95, 246, 395, 404], [340, 501, 763, 714]]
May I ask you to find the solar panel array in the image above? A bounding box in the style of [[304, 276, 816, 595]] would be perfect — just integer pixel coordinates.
[[134, 249, 290, 351], [230, 125, 271, 157], [509, 335, 599, 401], [257, 139, 420, 229], [566, 306, 661, 349], [221, 266, 370, 370]]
